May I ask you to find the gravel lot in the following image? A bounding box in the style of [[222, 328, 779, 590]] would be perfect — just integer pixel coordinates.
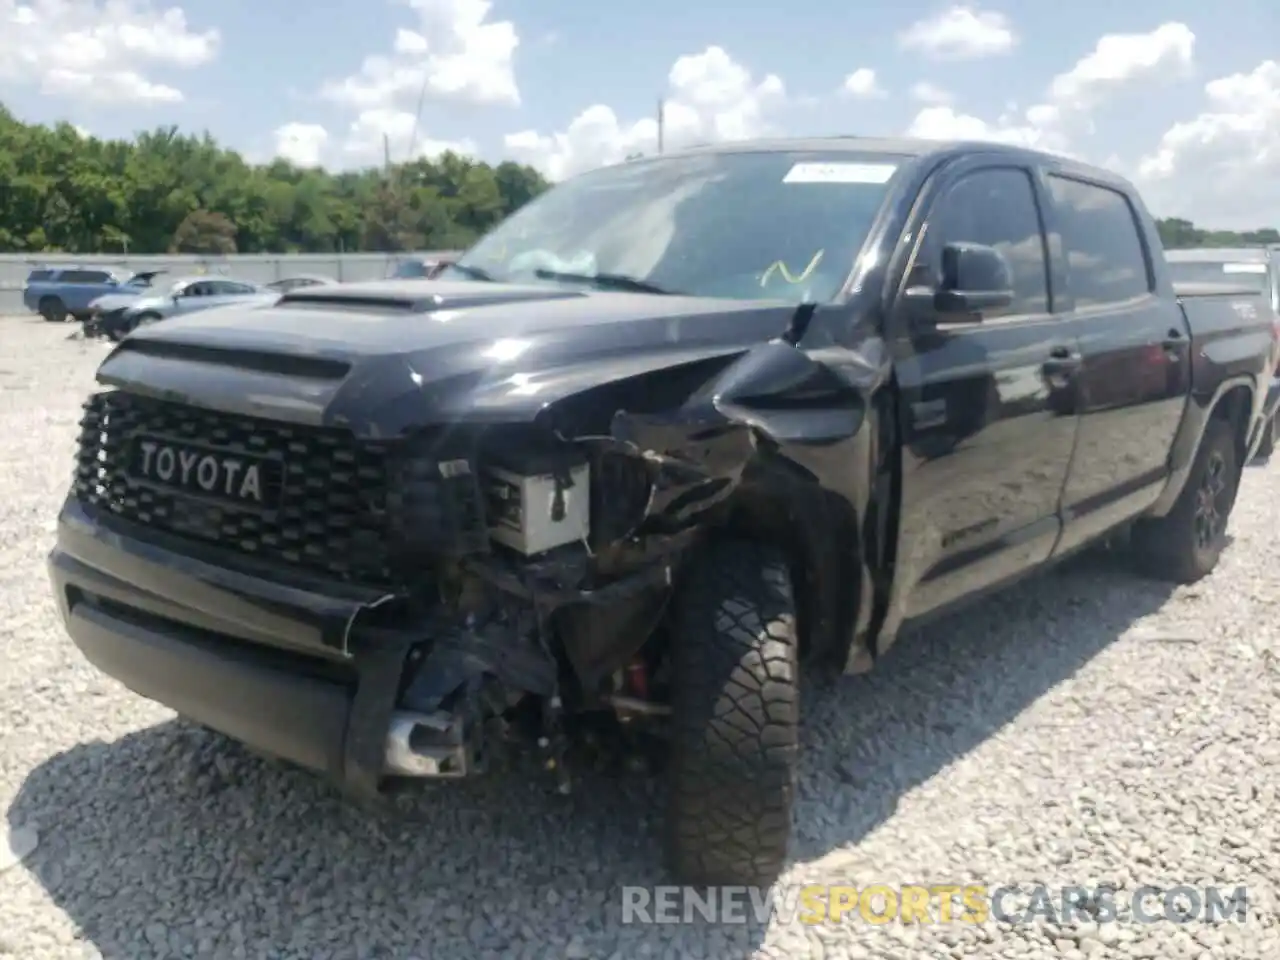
[[1, 317, 1277, 960]]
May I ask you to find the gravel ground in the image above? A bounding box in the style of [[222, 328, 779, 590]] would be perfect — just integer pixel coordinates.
[[1, 316, 1277, 960]]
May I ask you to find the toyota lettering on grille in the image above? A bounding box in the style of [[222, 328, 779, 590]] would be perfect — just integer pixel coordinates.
[[128, 437, 281, 508]]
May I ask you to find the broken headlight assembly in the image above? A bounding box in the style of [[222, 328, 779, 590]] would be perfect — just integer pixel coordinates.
[[387, 431, 602, 565]]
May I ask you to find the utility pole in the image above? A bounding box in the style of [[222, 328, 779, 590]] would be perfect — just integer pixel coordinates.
[[657, 98, 665, 154]]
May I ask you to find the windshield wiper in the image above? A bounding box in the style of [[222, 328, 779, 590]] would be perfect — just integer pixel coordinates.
[[447, 262, 498, 282], [533, 269, 676, 295]]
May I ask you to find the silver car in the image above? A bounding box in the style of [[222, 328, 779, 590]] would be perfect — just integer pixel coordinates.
[[106, 276, 280, 341]]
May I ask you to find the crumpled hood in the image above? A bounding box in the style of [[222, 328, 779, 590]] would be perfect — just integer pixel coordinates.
[[124, 293, 173, 312], [89, 291, 146, 312], [96, 279, 801, 437]]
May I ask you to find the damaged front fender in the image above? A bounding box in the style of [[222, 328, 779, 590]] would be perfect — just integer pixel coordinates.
[[584, 329, 893, 674], [601, 337, 879, 531]]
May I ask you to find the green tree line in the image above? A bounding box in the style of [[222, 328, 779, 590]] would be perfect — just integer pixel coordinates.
[[0, 104, 549, 255], [1, 105, 1276, 256], [1155, 218, 1279, 250]]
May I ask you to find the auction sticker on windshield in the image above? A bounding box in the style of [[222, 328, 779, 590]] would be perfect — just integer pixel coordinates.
[[783, 162, 898, 184]]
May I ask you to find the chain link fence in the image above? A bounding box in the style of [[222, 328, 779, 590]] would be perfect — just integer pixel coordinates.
[[0, 252, 454, 314]]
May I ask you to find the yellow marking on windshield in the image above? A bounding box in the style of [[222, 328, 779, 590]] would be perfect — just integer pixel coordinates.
[[762, 250, 824, 286]]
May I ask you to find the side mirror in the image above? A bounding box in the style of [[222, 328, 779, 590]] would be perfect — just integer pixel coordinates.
[[935, 242, 1015, 315]]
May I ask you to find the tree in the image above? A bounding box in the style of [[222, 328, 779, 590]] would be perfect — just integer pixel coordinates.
[[0, 103, 552, 254], [171, 209, 238, 254], [1156, 218, 1280, 250], [3, 102, 1275, 255]]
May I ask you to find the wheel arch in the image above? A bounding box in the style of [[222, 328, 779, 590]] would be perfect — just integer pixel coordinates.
[[714, 453, 862, 668], [1148, 376, 1254, 518]]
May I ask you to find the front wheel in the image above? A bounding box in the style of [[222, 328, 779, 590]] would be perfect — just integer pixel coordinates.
[[1132, 417, 1240, 583], [664, 539, 799, 887]]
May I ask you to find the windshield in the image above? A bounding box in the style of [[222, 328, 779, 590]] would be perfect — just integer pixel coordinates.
[[1166, 259, 1268, 293], [445, 150, 906, 303]]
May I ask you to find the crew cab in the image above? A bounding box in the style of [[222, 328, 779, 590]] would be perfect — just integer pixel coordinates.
[[48, 138, 1280, 887]]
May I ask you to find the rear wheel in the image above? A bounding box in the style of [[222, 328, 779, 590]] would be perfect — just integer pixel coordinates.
[[664, 539, 799, 886], [38, 296, 68, 323], [1132, 417, 1240, 583]]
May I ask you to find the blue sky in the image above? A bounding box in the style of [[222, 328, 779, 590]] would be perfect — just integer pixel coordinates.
[[2, 1, 1278, 227]]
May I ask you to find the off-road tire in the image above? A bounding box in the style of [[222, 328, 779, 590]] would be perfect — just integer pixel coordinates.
[[665, 539, 799, 887], [38, 296, 68, 323], [1132, 417, 1240, 583]]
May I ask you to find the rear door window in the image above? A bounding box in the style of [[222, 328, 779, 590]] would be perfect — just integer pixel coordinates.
[[60, 269, 113, 284], [1047, 175, 1152, 308]]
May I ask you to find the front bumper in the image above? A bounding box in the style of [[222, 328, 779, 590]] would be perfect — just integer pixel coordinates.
[[86, 308, 128, 336], [47, 497, 424, 795]]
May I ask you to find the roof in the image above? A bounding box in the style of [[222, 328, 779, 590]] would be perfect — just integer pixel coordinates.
[[673, 136, 934, 158], [165, 274, 259, 288], [1164, 247, 1272, 263], [648, 135, 1131, 188]]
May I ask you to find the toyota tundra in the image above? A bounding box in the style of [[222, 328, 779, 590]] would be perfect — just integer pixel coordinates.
[[48, 137, 1280, 887]]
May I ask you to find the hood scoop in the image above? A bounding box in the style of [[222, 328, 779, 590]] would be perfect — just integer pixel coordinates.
[[276, 279, 588, 315]]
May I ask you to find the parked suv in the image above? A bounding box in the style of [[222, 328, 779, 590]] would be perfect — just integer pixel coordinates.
[[23, 265, 133, 322]]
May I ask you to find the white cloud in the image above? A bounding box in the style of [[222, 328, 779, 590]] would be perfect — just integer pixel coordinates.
[[841, 68, 885, 99], [340, 108, 477, 167], [503, 45, 786, 181], [897, 6, 1016, 61], [321, 0, 517, 166], [1048, 22, 1194, 110], [910, 82, 954, 105], [322, 0, 518, 110], [905, 22, 1196, 157], [0, 0, 219, 103], [1136, 60, 1280, 228], [273, 123, 330, 167]]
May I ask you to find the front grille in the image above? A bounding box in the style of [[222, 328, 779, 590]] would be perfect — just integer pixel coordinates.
[[74, 391, 396, 587]]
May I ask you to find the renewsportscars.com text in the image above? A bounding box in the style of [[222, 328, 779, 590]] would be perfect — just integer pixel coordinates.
[[621, 884, 1250, 926]]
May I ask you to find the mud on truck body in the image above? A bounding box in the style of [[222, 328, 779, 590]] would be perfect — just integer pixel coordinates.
[[49, 138, 1280, 886]]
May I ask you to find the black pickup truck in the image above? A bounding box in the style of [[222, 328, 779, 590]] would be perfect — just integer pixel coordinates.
[[48, 138, 1280, 887]]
